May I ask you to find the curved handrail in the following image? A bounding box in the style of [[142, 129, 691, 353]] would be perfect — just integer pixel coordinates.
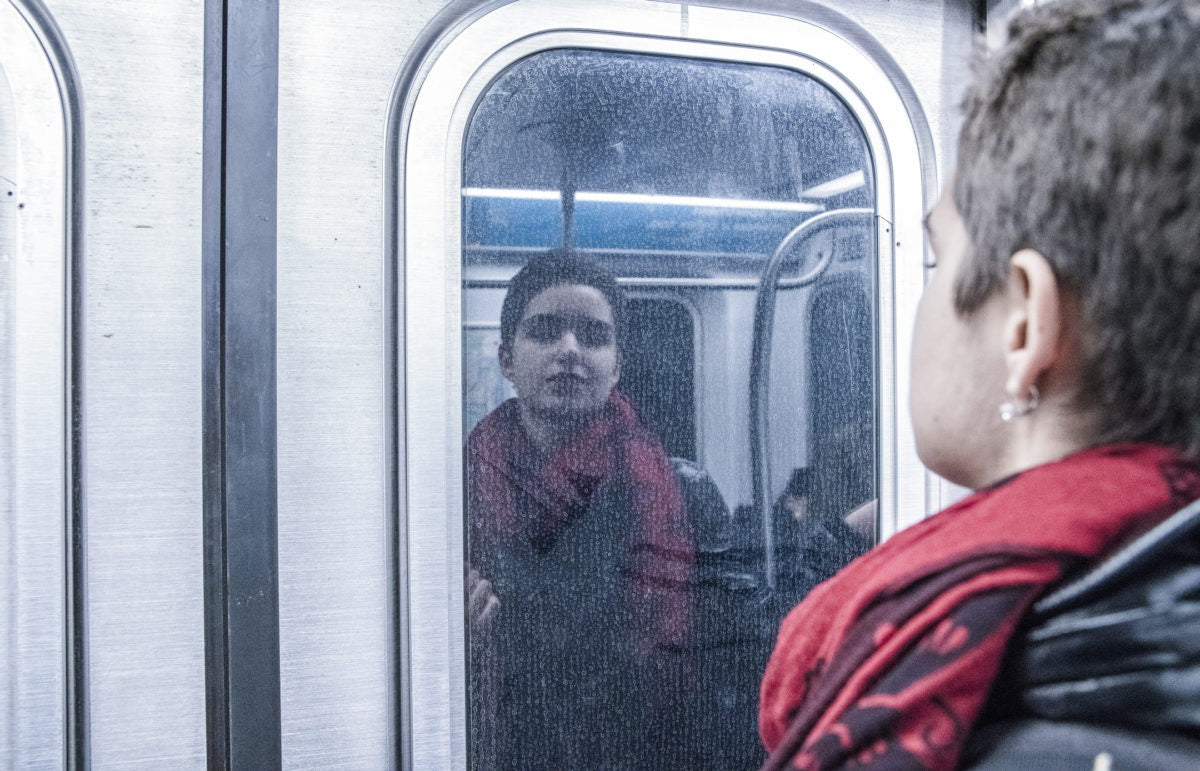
[[748, 207, 875, 591]]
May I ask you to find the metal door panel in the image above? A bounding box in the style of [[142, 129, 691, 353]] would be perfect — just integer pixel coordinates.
[[270, 0, 974, 767], [1, 2, 68, 764], [45, 0, 207, 766], [400, 0, 945, 765], [276, 1, 448, 766], [834, 0, 975, 168]]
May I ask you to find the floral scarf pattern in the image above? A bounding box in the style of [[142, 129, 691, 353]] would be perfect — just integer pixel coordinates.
[[759, 443, 1200, 770]]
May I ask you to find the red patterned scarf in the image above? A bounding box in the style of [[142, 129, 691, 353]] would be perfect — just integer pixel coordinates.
[[467, 392, 694, 650], [759, 443, 1200, 770]]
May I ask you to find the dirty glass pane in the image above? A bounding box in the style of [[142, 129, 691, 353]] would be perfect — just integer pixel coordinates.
[[462, 49, 876, 769]]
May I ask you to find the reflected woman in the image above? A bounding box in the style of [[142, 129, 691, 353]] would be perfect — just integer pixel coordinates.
[[760, 1, 1200, 768], [467, 253, 703, 769]]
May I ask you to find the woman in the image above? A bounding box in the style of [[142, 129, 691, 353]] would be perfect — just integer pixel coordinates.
[[467, 253, 727, 769], [759, 1, 1200, 768]]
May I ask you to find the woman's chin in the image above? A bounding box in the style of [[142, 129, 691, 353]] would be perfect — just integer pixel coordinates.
[[916, 442, 983, 491]]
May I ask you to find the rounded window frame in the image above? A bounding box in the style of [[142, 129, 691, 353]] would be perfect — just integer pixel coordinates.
[[391, 1, 933, 766], [1, 0, 85, 763]]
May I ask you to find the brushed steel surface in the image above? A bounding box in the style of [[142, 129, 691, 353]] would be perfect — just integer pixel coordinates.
[[834, 0, 975, 175], [44, 0, 208, 766], [294, 1, 968, 766], [0, 56, 13, 770], [1, 3, 68, 766], [276, 1, 447, 767]]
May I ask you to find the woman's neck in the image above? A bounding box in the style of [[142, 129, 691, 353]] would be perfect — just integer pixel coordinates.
[[976, 403, 1099, 490], [516, 403, 586, 457]]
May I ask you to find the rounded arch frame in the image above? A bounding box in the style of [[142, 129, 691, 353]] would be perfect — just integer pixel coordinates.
[[1, 0, 86, 766], [386, 1, 936, 766]]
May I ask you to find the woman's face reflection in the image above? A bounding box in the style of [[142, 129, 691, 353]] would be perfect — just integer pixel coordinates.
[[500, 283, 621, 423]]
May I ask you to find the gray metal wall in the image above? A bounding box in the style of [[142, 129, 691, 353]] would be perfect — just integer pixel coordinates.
[[61, 1, 208, 766], [2, 0, 207, 767]]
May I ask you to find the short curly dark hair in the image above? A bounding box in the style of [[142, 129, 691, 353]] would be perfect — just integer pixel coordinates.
[[499, 251, 626, 352], [953, 0, 1200, 457]]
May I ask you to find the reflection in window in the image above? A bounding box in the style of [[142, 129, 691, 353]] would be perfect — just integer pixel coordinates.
[[462, 49, 876, 768], [622, 297, 696, 459]]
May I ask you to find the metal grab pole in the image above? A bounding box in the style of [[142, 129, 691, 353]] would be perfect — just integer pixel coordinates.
[[748, 208, 874, 591]]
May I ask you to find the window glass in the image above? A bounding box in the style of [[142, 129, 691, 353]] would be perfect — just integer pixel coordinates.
[[462, 49, 876, 768], [620, 297, 696, 459]]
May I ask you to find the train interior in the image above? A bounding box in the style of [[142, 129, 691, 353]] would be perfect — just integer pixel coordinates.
[[462, 47, 878, 575], [0, 0, 1015, 766]]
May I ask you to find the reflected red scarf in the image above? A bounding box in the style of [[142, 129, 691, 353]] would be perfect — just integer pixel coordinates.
[[759, 443, 1200, 770], [467, 392, 694, 650]]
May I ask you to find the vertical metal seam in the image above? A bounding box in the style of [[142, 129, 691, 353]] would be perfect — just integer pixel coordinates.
[[217, 0, 231, 762], [202, 0, 231, 766], [219, 0, 281, 766], [203, 0, 285, 763], [202, 0, 287, 766], [383, 71, 406, 771]]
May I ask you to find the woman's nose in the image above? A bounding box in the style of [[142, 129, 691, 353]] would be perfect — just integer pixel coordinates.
[[553, 330, 582, 356]]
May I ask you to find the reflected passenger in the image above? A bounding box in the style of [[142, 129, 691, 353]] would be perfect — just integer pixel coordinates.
[[773, 465, 872, 608], [760, 1, 1200, 768], [467, 252, 708, 770]]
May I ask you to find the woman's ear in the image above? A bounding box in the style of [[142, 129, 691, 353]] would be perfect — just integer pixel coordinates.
[[498, 344, 513, 381], [1003, 249, 1063, 400]]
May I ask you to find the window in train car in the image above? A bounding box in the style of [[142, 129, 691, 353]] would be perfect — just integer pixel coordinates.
[[803, 276, 875, 566], [621, 297, 696, 459], [763, 234, 877, 623], [461, 48, 876, 769], [463, 323, 518, 442]]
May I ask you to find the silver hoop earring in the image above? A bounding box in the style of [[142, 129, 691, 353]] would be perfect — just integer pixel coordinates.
[[999, 385, 1040, 422]]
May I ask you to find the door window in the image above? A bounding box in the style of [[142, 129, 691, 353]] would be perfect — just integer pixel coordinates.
[[461, 48, 877, 767]]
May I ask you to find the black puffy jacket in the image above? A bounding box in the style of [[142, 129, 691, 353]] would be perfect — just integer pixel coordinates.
[[966, 498, 1200, 769]]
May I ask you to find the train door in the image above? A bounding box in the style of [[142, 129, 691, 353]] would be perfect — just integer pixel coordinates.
[[1, 0, 979, 766], [2, 1, 207, 766], [402, 1, 940, 767]]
